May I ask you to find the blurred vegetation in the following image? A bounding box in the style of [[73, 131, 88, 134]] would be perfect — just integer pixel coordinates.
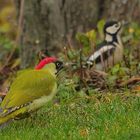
[[0, 0, 17, 38], [0, 0, 19, 91]]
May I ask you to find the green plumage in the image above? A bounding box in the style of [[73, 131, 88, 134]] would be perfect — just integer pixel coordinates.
[[1, 70, 56, 109], [0, 63, 57, 125]]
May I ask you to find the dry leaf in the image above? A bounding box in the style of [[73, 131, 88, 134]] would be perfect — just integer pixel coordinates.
[[133, 86, 140, 91]]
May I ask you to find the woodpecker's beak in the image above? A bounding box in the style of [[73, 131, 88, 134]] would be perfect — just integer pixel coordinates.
[[58, 63, 63, 72], [56, 61, 63, 74], [118, 21, 129, 34]]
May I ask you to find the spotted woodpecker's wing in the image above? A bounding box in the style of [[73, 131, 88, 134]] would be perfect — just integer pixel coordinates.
[[87, 43, 115, 65]]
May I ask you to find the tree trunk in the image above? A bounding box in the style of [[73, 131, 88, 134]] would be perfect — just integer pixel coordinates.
[[20, 1, 47, 68], [102, 0, 140, 22]]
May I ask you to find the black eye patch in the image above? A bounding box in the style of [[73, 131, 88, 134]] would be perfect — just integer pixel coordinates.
[[104, 21, 118, 33], [55, 61, 63, 70]]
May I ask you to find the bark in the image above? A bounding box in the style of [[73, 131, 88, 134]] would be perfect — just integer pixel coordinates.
[[20, 1, 46, 68], [102, 0, 140, 22]]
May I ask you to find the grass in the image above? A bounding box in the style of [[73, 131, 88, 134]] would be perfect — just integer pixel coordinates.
[[0, 85, 140, 140]]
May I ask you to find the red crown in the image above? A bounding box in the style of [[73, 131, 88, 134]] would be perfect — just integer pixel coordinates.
[[35, 57, 57, 70]]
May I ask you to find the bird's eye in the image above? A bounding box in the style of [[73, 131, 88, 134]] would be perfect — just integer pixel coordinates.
[[57, 63, 60, 67]]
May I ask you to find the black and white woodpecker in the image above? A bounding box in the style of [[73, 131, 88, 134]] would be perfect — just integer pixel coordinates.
[[86, 21, 124, 71]]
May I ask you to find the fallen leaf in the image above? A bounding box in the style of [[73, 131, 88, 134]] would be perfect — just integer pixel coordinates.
[[133, 86, 140, 91]]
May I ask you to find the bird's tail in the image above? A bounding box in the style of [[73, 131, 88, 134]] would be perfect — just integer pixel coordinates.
[[0, 106, 27, 126]]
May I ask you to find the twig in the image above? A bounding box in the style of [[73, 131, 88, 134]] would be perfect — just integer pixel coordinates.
[[67, 35, 73, 50], [93, 70, 108, 77], [100, 53, 106, 71], [79, 43, 84, 80], [118, 77, 140, 87], [15, 0, 25, 44]]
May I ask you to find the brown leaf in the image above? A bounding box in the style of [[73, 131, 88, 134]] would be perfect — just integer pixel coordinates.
[[133, 86, 140, 91]]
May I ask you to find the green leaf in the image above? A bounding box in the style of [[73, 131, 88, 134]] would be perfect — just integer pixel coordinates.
[[67, 50, 77, 60], [97, 19, 105, 39], [111, 64, 120, 75], [76, 32, 90, 54], [86, 29, 96, 41], [107, 75, 117, 86], [76, 33, 89, 47]]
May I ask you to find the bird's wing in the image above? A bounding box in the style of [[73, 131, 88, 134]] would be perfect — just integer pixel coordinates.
[[87, 44, 115, 64], [1, 70, 56, 110]]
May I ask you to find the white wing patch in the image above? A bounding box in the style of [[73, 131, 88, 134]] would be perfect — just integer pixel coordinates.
[[87, 45, 115, 62]]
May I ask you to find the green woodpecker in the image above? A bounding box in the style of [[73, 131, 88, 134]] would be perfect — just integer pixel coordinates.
[[0, 57, 63, 125]]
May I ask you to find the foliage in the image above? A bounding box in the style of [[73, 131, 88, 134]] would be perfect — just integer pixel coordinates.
[[0, 36, 20, 87], [0, 0, 19, 92], [0, 0, 17, 38], [0, 36, 14, 61]]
